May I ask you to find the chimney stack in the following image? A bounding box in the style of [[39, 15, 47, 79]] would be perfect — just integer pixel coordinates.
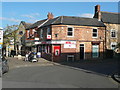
[[94, 5, 101, 21], [47, 12, 54, 20]]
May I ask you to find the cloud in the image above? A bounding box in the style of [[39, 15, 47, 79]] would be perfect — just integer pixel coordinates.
[[21, 13, 40, 23], [21, 13, 40, 19], [0, 17, 21, 22], [79, 13, 94, 18], [21, 15, 35, 18]]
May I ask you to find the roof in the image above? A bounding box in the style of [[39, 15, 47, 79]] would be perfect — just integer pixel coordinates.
[[41, 16, 105, 27], [26, 19, 47, 30], [101, 12, 120, 24], [21, 21, 32, 29]]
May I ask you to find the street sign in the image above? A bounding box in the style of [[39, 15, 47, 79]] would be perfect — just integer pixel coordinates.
[[0, 45, 2, 49], [0, 30, 3, 45], [0, 30, 3, 37]]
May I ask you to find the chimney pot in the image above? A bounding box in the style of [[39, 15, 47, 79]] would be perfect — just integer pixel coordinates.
[[47, 12, 54, 20]]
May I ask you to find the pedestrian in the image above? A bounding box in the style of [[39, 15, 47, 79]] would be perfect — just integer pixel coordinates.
[[11, 50, 15, 57], [25, 52, 29, 61]]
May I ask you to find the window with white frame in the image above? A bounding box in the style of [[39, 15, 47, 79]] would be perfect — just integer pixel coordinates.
[[111, 42, 117, 50], [92, 29, 98, 38], [111, 30, 116, 38], [67, 55, 74, 62], [40, 29, 43, 38], [67, 27, 74, 37], [47, 28, 51, 35]]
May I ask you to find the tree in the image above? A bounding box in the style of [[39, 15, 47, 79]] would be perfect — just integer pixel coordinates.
[[3, 25, 18, 50]]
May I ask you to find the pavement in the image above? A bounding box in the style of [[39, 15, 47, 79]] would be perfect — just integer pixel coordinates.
[[6, 56, 54, 70], [5, 56, 120, 84]]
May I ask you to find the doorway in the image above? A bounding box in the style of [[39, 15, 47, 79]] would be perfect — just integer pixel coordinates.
[[80, 44, 84, 59]]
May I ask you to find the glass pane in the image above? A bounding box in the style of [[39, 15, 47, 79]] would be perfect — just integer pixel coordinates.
[[93, 29, 97, 32], [68, 32, 72, 36], [111, 32, 116, 37], [68, 28, 73, 31], [92, 45, 99, 58], [93, 33, 97, 37]]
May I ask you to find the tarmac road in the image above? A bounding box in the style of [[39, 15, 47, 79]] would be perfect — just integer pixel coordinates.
[[2, 65, 119, 88]]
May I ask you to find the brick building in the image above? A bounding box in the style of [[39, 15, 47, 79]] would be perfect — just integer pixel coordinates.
[[26, 13, 106, 62], [93, 5, 120, 51]]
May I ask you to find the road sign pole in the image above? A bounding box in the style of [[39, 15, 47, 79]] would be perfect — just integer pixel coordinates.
[[0, 28, 3, 59]]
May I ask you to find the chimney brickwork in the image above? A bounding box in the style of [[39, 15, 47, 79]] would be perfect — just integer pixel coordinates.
[[94, 5, 101, 21]]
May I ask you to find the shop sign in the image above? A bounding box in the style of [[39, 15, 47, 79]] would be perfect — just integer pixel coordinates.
[[47, 35, 51, 39], [35, 42, 41, 44], [35, 38, 39, 40], [0, 30, 3, 37], [64, 44, 76, 48], [39, 40, 76, 45]]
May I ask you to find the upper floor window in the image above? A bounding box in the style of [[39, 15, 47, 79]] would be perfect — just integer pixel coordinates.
[[47, 28, 51, 35], [111, 30, 116, 38], [40, 29, 43, 38], [67, 27, 74, 37], [92, 29, 98, 38]]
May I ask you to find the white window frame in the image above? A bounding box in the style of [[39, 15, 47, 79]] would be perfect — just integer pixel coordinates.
[[92, 28, 98, 38], [111, 30, 117, 38], [111, 42, 117, 50], [67, 55, 74, 62], [40, 29, 43, 38], [67, 27, 74, 37]]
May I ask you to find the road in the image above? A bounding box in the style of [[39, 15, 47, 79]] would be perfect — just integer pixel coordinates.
[[2, 65, 119, 88]]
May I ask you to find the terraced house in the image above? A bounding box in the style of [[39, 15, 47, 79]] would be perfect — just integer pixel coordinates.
[[93, 5, 120, 52], [26, 12, 106, 62]]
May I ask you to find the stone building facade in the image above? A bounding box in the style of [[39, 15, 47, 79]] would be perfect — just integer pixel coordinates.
[[93, 5, 120, 51]]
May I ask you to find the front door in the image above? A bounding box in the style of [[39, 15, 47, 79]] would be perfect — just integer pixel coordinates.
[[80, 44, 84, 59]]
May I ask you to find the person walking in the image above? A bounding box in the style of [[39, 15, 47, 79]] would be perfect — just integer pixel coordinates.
[[25, 52, 29, 61]]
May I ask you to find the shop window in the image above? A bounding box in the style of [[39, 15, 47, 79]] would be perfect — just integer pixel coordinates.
[[92, 45, 99, 58]]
